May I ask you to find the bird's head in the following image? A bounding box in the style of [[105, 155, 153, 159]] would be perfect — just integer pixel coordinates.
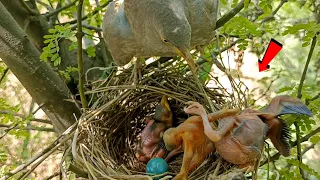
[[163, 128, 181, 151], [154, 95, 173, 128], [152, 3, 196, 73]]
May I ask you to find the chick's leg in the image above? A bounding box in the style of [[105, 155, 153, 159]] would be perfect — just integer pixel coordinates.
[[188, 153, 205, 173], [165, 145, 183, 162], [184, 102, 236, 142], [173, 138, 194, 180]]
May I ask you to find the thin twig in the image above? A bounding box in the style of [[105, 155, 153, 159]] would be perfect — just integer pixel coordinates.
[[306, 92, 320, 106], [0, 123, 76, 180], [70, 24, 102, 32], [215, 0, 247, 29], [36, 0, 53, 11], [19, 0, 39, 15], [61, 1, 110, 25], [0, 68, 9, 84], [77, 0, 88, 109], [0, 124, 54, 132], [302, 143, 315, 155], [0, 123, 20, 140], [250, 75, 280, 106], [45, 0, 78, 18], [43, 171, 60, 180], [31, 103, 44, 115], [0, 110, 51, 124], [261, 0, 288, 23]]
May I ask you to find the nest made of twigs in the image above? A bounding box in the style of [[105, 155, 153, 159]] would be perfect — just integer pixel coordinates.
[[72, 59, 248, 179]]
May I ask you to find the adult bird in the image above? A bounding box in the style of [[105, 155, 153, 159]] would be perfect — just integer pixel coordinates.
[[102, 0, 219, 74]]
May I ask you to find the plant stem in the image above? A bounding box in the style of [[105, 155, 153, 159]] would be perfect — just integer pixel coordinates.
[[76, 0, 88, 109], [296, 34, 317, 179]]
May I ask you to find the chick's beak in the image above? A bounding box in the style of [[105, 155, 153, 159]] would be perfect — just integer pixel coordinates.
[[173, 47, 197, 73]]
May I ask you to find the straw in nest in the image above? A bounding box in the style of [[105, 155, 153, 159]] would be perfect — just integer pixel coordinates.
[[71, 60, 248, 180]]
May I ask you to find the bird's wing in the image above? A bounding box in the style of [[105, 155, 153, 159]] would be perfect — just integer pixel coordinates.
[[263, 95, 312, 116], [102, 1, 136, 65], [124, 0, 151, 27], [257, 114, 291, 157]]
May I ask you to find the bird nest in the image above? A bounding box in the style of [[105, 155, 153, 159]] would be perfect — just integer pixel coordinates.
[[72, 59, 248, 179]]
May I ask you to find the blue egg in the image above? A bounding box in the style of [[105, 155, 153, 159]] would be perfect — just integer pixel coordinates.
[[146, 157, 169, 176]]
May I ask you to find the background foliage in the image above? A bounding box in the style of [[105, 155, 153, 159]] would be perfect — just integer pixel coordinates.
[[0, 0, 319, 179]]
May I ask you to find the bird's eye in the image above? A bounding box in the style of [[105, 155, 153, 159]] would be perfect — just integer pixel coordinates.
[[163, 39, 169, 43]]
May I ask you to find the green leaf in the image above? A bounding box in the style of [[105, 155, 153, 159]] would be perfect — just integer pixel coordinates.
[[43, 34, 55, 39], [220, 0, 227, 5], [54, 57, 61, 66], [302, 42, 310, 47], [48, 28, 57, 33], [310, 136, 320, 144], [51, 53, 59, 62], [40, 52, 48, 61], [244, 0, 250, 8], [86, 46, 96, 58]]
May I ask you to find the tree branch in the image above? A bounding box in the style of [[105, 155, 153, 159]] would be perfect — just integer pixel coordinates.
[[215, 0, 246, 29], [19, 0, 39, 15], [261, 0, 288, 23], [0, 124, 54, 132], [0, 1, 80, 135], [76, 0, 88, 109], [44, 0, 78, 18]]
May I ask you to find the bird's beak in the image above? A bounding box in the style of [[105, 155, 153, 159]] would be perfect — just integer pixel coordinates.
[[173, 47, 197, 73]]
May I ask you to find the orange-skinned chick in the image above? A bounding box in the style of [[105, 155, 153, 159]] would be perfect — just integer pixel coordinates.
[[163, 108, 240, 180], [183, 95, 312, 179]]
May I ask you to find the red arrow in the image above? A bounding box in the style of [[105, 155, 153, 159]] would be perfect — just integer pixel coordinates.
[[258, 38, 283, 72]]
